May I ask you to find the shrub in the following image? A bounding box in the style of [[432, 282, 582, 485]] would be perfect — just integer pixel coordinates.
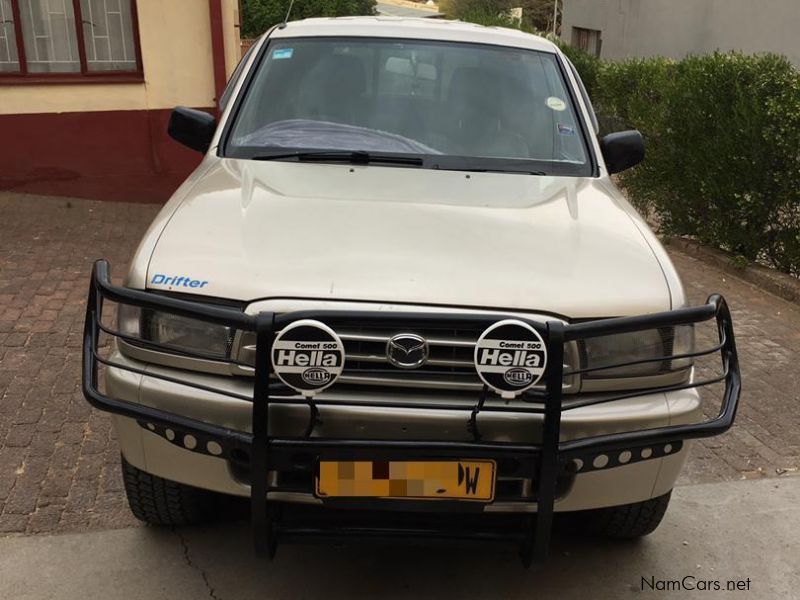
[[595, 53, 800, 274], [241, 0, 377, 38], [554, 39, 602, 100], [545, 43, 800, 274], [438, 0, 515, 27]]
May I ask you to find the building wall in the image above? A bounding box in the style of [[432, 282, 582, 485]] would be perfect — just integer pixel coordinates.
[[562, 0, 800, 66], [0, 0, 241, 203]]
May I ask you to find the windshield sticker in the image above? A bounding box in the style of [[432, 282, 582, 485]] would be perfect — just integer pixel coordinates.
[[272, 48, 294, 60], [546, 96, 567, 111], [474, 320, 547, 399], [271, 320, 345, 395], [150, 274, 208, 289], [557, 123, 576, 136]]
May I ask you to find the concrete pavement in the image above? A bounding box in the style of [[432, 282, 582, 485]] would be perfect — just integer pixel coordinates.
[[2, 476, 798, 599]]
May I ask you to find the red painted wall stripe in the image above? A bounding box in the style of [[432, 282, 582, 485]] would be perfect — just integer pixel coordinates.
[[0, 109, 204, 203]]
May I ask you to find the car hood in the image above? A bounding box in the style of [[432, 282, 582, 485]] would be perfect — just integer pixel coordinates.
[[146, 159, 671, 318]]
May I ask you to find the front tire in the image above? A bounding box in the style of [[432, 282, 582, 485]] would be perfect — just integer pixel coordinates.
[[121, 455, 219, 526], [577, 491, 672, 538]]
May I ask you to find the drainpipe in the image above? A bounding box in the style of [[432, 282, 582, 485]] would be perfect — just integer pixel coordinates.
[[209, 0, 227, 113], [552, 0, 558, 36]]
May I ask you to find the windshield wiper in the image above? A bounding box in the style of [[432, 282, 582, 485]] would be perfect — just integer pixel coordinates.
[[443, 166, 548, 176], [252, 150, 424, 166]]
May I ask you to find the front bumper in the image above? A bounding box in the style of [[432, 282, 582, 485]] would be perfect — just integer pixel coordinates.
[[106, 350, 700, 512], [83, 260, 741, 565]]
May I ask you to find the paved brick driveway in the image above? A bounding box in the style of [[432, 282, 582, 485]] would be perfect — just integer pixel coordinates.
[[1, 192, 799, 535]]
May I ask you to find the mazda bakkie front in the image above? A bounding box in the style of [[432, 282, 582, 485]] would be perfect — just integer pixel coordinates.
[[82, 18, 741, 566]]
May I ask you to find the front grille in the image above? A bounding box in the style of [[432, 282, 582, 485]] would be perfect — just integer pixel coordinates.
[[235, 317, 579, 394], [339, 323, 490, 389]]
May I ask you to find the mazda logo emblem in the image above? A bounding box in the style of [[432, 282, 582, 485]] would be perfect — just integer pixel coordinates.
[[386, 334, 429, 369]]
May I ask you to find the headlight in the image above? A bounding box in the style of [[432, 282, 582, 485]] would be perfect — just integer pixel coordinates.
[[118, 304, 235, 360], [581, 325, 694, 379]]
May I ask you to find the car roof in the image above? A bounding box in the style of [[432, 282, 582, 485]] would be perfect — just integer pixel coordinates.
[[270, 17, 560, 53]]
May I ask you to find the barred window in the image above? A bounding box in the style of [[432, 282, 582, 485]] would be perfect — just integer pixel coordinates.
[[0, 0, 141, 80], [20, 0, 81, 73], [80, 0, 137, 72], [571, 27, 602, 59], [0, 0, 21, 72]]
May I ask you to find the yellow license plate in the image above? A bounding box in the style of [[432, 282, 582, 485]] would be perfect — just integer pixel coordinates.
[[316, 460, 495, 501]]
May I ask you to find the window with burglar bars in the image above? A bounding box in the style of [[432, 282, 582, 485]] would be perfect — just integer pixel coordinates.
[[0, 0, 141, 79], [571, 26, 602, 58]]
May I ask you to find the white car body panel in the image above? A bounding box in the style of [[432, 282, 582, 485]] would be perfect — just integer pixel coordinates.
[[145, 160, 674, 317], [112, 17, 700, 515], [270, 17, 560, 51]]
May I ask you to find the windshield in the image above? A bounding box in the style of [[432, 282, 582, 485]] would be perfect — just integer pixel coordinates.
[[225, 37, 592, 176]]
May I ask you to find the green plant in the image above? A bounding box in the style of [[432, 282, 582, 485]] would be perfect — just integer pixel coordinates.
[[439, 0, 561, 32], [732, 255, 749, 270], [552, 37, 602, 99], [438, 0, 514, 26], [540, 43, 800, 275], [452, 7, 800, 274], [241, 0, 377, 38], [602, 53, 800, 274]]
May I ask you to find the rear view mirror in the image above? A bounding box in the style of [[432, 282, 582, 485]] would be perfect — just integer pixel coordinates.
[[601, 130, 645, 174], [168, 107, 217, 153]]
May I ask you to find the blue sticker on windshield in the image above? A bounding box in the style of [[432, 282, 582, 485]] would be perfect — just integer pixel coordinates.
[[557, 123, 576, 136], [272, 48, 293, 60]]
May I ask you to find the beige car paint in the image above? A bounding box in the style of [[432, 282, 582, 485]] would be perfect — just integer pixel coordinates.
[[108, 348, 701, 511], [145, 161, 673, 317], [111, 18, 702, 513]]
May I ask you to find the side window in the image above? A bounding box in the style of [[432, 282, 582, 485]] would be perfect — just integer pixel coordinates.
[[220, 43, 257, 111], [566, 57, 599, 135]]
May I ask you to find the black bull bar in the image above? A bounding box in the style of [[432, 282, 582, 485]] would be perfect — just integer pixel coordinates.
[[82, 260, 741, 566]]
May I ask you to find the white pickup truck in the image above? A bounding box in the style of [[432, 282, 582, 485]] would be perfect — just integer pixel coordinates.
[[82, 17, 741, 566]]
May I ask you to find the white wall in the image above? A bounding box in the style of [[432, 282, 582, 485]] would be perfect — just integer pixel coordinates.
[[561, 0, 800, 65]]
